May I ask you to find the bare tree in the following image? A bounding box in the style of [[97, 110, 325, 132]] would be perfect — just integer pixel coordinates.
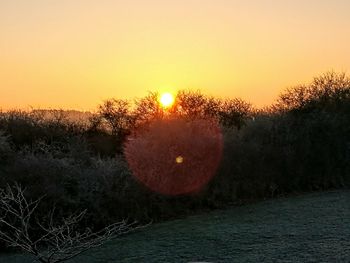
[[175, 90, 208, 118], [0, 184, 141, 263], [98, 99, 134, 137], [218, 98, 252, 129], [275, 72, 350, 112], [133, 92, 163, 125]]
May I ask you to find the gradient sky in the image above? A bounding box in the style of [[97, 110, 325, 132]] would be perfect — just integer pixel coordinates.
[[1, 0, 350, 110]]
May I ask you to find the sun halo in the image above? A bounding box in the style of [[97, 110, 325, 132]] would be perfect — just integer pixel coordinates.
[[159, 92, 175, 108]]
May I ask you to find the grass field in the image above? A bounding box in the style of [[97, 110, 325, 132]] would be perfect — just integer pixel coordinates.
[[2, 190, 350, 262]]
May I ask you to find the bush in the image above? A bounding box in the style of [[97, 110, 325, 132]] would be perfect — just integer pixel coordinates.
[[0, 131, 13, 163], [1, 72, 350, 252]]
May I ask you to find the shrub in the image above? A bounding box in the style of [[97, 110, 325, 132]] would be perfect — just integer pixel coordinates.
[[1, 72, 350, 253], [0, 131, 13, 163]]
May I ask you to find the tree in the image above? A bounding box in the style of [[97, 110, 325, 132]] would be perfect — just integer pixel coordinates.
[[98, 99, 134, 138], [218, 98, 252, 129], [0, 184, 140, 263], [133, 92, 163, 126], [97, 99, 135, 153], [276, 72, 350, 113], [175, 90, 209, 118]]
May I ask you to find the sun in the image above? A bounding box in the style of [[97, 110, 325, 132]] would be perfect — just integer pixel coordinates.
[[159, 92, 175, 108]]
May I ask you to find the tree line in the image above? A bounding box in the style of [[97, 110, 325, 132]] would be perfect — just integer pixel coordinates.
[[0, 72, 349, 260]]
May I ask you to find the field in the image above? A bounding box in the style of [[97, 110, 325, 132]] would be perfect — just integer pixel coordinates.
[[2, 190, 350, 263]]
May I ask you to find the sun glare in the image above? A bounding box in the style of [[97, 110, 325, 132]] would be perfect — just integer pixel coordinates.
[[159, 92, 175, 108]]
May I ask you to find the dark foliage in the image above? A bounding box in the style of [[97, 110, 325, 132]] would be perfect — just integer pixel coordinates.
[[0, 73, 349, 251]]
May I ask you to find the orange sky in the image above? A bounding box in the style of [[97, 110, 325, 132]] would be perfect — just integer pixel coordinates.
[[1, 0, 350, 111]]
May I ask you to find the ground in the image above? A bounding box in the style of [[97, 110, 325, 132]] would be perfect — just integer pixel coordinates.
[[2, 190, 350, 262]]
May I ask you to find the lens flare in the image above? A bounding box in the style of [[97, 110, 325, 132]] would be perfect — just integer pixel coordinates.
[[175, 156, 184, 164], [124, 118, 223, 195]]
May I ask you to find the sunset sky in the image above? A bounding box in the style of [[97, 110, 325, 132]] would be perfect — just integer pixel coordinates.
[[1, 0, 350, 110]]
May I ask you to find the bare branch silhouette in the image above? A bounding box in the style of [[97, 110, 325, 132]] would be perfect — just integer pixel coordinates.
[[0, 184, 143, 263]]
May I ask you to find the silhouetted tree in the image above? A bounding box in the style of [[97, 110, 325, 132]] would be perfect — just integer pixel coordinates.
[[276, 72, 350, 113], [174, 90, 209, 118], [218, 98, 252, 129], [97, 99, 135, 152], [133, 92, 163, 127], [98, 99, 134, 136]]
